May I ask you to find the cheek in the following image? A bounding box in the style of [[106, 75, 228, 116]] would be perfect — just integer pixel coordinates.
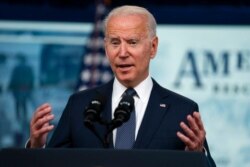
[[106, 50, 116, 63], [136, 55, 150, 71], [141, 47, 152, 62]]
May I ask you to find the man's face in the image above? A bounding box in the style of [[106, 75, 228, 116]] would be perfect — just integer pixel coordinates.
[[105, 14, 158, 87]]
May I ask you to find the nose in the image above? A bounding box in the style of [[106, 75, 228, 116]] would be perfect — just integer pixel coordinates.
[[118, 42, 128, 58]]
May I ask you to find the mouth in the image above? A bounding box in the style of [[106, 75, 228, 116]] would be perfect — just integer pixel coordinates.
[[116, 64, 134, 71]]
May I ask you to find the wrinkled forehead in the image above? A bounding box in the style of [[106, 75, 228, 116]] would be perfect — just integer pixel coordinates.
[[105, 14, 149, 37]]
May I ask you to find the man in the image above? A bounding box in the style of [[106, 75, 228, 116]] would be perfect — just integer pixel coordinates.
[[8, 54, 34, 141], [9, 54, 34, 118], [28, 5, 216, 167]]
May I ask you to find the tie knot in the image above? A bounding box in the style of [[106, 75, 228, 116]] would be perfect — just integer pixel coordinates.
[[124, 88, 137, 97]]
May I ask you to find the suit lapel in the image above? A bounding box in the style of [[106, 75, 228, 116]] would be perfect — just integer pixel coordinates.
[[134, 80, 170, 148]]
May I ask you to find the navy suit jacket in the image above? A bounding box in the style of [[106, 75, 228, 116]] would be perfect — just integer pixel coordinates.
[[47, 78, 216, 167]]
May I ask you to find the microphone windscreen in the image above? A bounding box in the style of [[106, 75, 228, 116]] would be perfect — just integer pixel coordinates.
[[113, 94, 134, 125], [118, 95, 134, 111], [84, 93, 106, 126]]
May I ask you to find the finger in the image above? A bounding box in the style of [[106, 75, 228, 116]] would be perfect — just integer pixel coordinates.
[[32, 104, 52, 125], [192, 112, 206, 140], [34, 114, 54, 129], [33, 103, 51, 118], [187, 114, 200, 135], [32, 125, 54, 139], [188, 114, 206, 147], [35, 104, 52, 118], [30, 110, 54, 128], [180, 122, 197, 141], [177, 131, 195, 149], [36, 103, 51, 112], [179, 121, 202, 150], [32, 114, 54, 130], [193, 112, 205, 131]]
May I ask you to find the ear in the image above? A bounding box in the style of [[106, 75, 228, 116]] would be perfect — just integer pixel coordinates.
[[150, 36, 158, 59], [104, 38, 109, 59]]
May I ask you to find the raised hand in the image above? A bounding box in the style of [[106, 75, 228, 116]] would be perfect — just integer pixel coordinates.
[[29, 103, 54, 148], [177, 111, 206, 152]]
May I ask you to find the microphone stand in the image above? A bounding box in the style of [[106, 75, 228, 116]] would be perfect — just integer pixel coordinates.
[[84, 94, 134, 148], [85, 119, 122, 149], [84, 122, 108, 148]]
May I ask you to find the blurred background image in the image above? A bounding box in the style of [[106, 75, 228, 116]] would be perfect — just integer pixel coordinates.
[[0, 1, 250, 167]]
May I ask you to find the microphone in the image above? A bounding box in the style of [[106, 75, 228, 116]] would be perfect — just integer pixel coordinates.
[[112, 94, 135, 128], [84, 94, 105, 128]]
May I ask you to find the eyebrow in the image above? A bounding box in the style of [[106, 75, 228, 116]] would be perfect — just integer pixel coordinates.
[[106, 36, 141, 41]]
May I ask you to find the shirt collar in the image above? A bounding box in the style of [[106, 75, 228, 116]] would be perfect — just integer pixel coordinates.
[[113, 75, 153, 103]]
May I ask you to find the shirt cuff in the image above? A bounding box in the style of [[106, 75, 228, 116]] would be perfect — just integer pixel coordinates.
[[202, 146, 208, 156], [25, 138, 46, 148], [25, 139, 31, 148]]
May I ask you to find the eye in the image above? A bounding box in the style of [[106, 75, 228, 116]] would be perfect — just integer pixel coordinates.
[[112, 41, 119, 45], [128, 39, 138, 46], [109, 39, 120, 46]]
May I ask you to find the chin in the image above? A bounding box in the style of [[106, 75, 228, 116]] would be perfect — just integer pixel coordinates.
[[117, 77, 134, 86]]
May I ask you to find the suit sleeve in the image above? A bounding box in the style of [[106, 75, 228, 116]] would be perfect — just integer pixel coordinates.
[[192, 103, 216, 167], [46, 94, 74, 148]]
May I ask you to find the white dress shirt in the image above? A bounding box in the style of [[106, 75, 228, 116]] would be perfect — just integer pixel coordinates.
[[112, 75, 153, 144]]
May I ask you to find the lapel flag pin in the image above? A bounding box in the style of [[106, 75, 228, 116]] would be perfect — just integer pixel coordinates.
[[160, 104, 166, 108]]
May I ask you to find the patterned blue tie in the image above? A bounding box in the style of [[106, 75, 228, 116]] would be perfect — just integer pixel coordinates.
[[115, 88, 137, 149]]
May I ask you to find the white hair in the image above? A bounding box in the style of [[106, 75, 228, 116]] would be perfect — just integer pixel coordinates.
[[103, 5, 157, 38]]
